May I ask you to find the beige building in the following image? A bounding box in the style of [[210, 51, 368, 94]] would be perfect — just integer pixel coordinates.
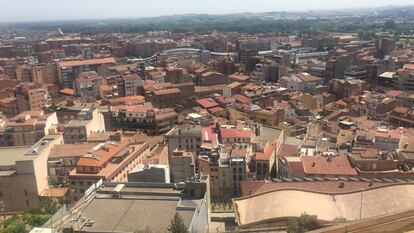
[[15, 83, 47, 113], [0, 134, 63, 212], [15, 65, 33, 83], [170, 150, 195, 182], [63, 108, 106, 144], [68, 140, 150, 202], [0, 110, 58, 146], [166, 126, 202, 158], [32, 63, 58, 84]]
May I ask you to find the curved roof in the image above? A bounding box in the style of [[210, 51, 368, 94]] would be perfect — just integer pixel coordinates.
[[234, 184, 414, 227]]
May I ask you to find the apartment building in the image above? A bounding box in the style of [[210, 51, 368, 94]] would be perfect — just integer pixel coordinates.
[[165, 67, 192, 84], [236, 38, 271, 52], [149, 88, 182, 108], [166, 125, 202, 158], [0, 110, 58, 146], [124, 74, 144, 96], [0, 135, 63, 212], [15, 65, 33, 82], [15, 83, 48, 113], [68, 140, 150, 202], [170, 150, 195, 182], [111, 104, 178, 135], [74, 71, 104, 101], [0, 97, 18, 117], [63, 108, 105, 144], [395, 69, 414, 91], [280, 73, 324, 92], [32, 63, 58, 84], [57, 57, 116, 88]]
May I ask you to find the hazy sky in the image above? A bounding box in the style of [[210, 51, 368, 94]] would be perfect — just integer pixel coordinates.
[[0, 0, 412, 22]]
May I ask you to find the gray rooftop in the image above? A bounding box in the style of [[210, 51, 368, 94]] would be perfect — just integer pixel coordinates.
[[166, 125, 202, 137], [80, 197, 194, 233], [0, 146, 31, 167], [253, 126, 283, 143]]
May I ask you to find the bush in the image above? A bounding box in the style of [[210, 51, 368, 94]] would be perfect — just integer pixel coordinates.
[[286, 213, 322, 233]]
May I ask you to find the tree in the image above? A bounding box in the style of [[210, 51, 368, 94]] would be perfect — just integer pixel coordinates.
[[286, 213, 322, 233], [1, 214, 26, 233], [167, 213, 189, 233], [384, 20, 396, 30], [0, 200, 5, 221]]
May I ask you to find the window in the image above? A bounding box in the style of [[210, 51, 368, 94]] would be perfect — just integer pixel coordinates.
[[0, 191, 3, 197], [80, 189, 85, 193], [24, 189, 28, 196], [79, 181, 84, 185], [26, 200, 30, 207]]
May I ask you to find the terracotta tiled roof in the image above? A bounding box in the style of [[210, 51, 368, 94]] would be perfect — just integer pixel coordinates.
[[110, 95, 146, 105], [302, 155, 357, 176], [153, 88, 181, 95], [58, 57, 116, 68], [220, 127, 252, 139], [202, 127, 218, 144], [208, 106, 225, 114], [233, 94, 251, 104], [278, 144, 299, 157], [49, 143, 99, 159], [256, 143, 274, 161], [375, 129, 402, 140], [60, 88, 75, 95], [100, 85, 112, 92], [77, 140, 129, 167], [196, 98, 219, 109]]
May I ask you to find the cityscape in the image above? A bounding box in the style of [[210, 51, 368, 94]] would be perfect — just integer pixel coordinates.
[[1, 1, 414, 232]]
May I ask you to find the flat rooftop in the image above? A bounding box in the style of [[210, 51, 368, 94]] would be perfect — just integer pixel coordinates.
[[253, 126, 283, 143], [80, 197, 194, 233], [19, 135, 62, 161], [0, 146, 31, 167]]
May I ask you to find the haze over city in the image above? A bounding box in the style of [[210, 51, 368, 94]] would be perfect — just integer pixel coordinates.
[[0, 0, 413, 22]]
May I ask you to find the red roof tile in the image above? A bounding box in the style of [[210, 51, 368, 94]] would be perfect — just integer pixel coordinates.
[[60, 88, 75, 95], [375, 129, 402, 140], [77, 140, 129, 167], [58, 57, 116, 68], [196, 98, 219, 109], [208, 106, 225, 114], [220, 127, 252, 139], [233, 94, 251, 105], [256, 143, 274, 161], [302, 155, 357, 176]]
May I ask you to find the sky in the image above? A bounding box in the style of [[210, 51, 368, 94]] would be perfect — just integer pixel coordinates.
[[0, 0, 412, 22]]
